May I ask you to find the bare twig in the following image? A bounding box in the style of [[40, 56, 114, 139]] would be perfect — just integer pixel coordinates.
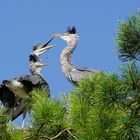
[[39, 128, 77, 140], [67, 129, 78, 140]]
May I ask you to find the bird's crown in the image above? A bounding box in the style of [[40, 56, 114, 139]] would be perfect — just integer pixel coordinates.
[[67, 26, 76, 34]]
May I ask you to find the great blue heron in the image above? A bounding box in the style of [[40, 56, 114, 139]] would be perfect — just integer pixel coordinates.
[[53, 27, 97, 85], [0, 38, 54, 128]]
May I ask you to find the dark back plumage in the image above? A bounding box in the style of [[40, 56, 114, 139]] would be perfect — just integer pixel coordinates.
[[0, 74, 50, 121], [18, 74, 50, 94], [0, 85, 16, 108]]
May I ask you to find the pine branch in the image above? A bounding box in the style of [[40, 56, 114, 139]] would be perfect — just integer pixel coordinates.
[[116, 11, 140, 62]]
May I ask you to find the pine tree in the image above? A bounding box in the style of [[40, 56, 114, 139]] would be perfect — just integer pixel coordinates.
[[0, 11, 140, 140], [116, 11, 140, 62]]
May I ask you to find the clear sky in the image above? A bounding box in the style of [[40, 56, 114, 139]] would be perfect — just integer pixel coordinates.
[[0, 1, 139, 126]]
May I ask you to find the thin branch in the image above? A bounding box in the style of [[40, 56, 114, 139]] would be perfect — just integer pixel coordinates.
[[67, 129, 78, 140], [40, 128, 77, 140]]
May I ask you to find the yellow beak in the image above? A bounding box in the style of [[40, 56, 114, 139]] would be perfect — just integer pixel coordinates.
[[52, 34, 63, 37]]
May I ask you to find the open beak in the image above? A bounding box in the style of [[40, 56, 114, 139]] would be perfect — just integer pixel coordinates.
[[41, 37, 54, 48], [37, 44, 54, 54], [34, 37, 55, 55], [52, 34, 63, 37], [36, 62, 48, 68]]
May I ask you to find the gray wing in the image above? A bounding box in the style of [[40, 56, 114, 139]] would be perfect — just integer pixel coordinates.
[[0, 84, 25, 121], [75, 66, 97, 73], [11, 74, 50, 95], [11, 99, 27, 121], [14, 75, 49, 88], [68, 67, 96, 85]]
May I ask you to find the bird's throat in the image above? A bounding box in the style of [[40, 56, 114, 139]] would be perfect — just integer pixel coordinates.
[[60, 42, 77, 78]]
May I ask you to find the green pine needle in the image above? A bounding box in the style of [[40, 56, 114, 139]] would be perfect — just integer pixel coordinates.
[[116, 11, 140, 62]]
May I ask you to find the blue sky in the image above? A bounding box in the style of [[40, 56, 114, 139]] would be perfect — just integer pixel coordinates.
[[0, 1, 139, 126]]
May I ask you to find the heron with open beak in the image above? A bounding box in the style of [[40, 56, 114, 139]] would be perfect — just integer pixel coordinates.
[[29, 37, 54, 76], [0, 37, 54, 128]]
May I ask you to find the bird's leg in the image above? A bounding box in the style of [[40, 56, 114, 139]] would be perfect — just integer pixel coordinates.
[[28, 110, 32, 128], [21, 108, 27, 128], [21, 119, 25, 129]]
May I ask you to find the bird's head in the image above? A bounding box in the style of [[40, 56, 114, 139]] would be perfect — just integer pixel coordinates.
[[32, 37, 54, 56], [52, 26, 79, 43]]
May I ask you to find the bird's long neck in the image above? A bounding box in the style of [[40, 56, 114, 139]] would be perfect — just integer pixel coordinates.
[[29, 55, 43, 77], [29, 64, 43, 77], [60, 39, 78, 77]]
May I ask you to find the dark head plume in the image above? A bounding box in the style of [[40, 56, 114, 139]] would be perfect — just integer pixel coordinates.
[[67, 26, 76, 34]]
